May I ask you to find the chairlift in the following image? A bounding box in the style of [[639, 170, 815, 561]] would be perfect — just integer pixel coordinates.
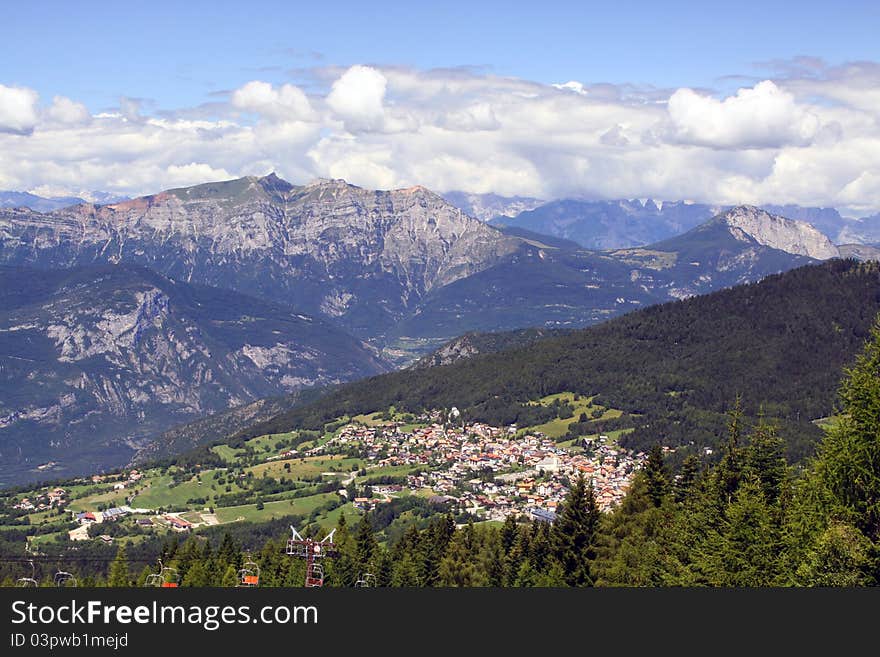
[[54, 570, 77, 588], [354, 572, 376, 588], [237, 555, 260, 587], [17, 560, 38, 587], [160, 563, 180, 588], [305, 562, 324, 587], [145, 559, 179, 588]]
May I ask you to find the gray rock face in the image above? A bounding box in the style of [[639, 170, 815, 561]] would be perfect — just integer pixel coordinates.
[[0, 264, 388, 486], [0, 175, 519, 337], [441, 191, 545, 222], [723, 206, 840, 260]]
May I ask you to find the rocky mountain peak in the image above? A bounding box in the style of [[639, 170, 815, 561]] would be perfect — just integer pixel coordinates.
[[721, 205, 840, 260]]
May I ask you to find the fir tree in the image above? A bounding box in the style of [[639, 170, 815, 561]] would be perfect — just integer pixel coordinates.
[[438, 532, 481, 587], [814, 320, 880, 543], [551, 475, 601, 586], [355, 513, 378, 576], [746, 419, 788, 504], [221, 564, 240, 587], [644, 444, 669, 507], [107, 544, 130, 587], [674, 455, 701, 504]]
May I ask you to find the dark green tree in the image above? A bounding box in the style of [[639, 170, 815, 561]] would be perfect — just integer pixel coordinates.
[[551, 475, 601, 586], [746, 419, 788, 504], [644, 444, 669, 507], [674, 455, 702, 504], [814, 320, 880, 542], [107, 544, 130, 587]]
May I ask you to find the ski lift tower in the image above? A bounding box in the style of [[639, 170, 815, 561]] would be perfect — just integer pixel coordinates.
[[286, 526, 336, 587]]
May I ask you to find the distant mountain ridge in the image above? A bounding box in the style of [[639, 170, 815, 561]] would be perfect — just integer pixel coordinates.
[[1, 175, 841, 362], [0, 264, 388, 486], [0, 174, 519, 342], [489, 197, 880, 250], [441, 191, 544, 222], [0, 190, 128, 212]]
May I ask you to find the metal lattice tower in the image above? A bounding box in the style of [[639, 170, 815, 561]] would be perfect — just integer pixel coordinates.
[[286, 527, 336, 587]]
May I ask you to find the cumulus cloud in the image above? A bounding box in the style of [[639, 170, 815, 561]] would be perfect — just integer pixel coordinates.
[[0, 84, 39, 134], [232, 80, 315, 121], [326, 65, 387, 132], [666, 80, 821, 149], [47, 96, 91, 125], [2, 62, 880, 214]]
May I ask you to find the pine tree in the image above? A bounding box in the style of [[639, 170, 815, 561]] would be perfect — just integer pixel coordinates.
[[535, 560, 567, 587], [746, 419, 788, 504], [714, 397, 745, 504], [107, 544, 130, 587], [501, 514, 519, 553], [814, 320, 880, 543], [330, 514, 357, 587], [644, 444, 669, 507], [218, 532, 239, 569], [674, 455, 701, 504], [221, 564, 240, 587], [481, 529, 507, 587], [513, 560, 537, 587], [438, 532, 480, 587], [355, 513, 378, 576], [182, 560, 210, 587], [375, 547, 393, 587], [135, 564, 152, 587], [695, 477, 780, 586], [551, 475, 601, 586], [391, 553, 420, 587]]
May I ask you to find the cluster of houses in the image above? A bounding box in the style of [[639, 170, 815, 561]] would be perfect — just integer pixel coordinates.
[[12, 487, 67, 511], [315, 415, 645, 519], [74, 505, 132, 525]]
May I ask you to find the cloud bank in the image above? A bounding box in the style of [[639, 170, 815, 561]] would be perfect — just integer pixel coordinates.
[[1, 60, 880, 214]]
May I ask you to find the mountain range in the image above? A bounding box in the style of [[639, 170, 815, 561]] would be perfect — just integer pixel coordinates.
[[486, 197, 880, 250], [0, 190, 128, 213], [0, 264, 386, 486], [0, 175, 842, 354], [0, 173, 875, 485]]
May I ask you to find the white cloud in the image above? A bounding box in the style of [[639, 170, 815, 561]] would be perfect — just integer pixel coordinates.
[[326, 65, 387, 132], [2, 63, 880, 214], [553, 81, 588, 95], [232, 81, 315, 121], [0, 84, 39, 134], [47, 96, 91, 125], [665, 80, 822, 149]]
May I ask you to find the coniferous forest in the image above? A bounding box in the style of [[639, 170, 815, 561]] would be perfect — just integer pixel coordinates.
[[4, 317, 879, 587]]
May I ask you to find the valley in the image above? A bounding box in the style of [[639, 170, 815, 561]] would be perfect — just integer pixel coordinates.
[[2, 394, 641, 553]]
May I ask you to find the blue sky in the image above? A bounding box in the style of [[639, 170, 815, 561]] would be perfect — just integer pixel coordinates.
[[4, 1, 878, 112], [1, 1, 880, 214]]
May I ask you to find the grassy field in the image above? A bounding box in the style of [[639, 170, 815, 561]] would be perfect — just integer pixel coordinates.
[[67, 488, 131, 513], [247, 455, 361, 479], [313, 503, 361, 530], [214, 493, 338, 524], [359, 464, 418, 481], [522, 393, 596, 438], [131, 474, 219, 510], [352, 412, 391, 427], [520, 392, 624, 439], [212, 445, 240, 462]]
